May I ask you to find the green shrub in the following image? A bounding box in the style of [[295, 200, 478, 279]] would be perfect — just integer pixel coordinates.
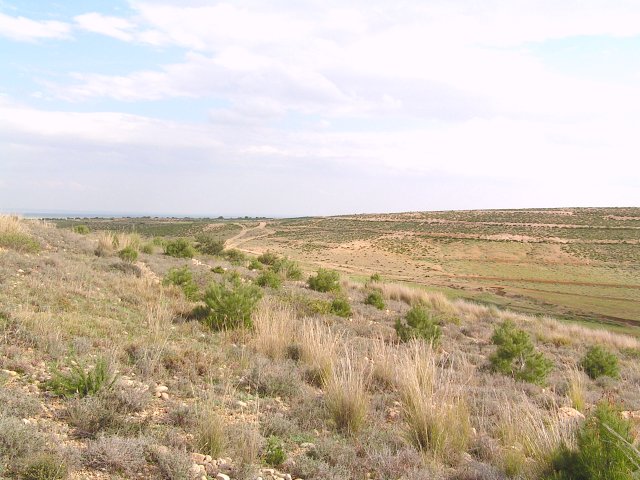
[[395, 305, 441, 344], [0, 232, 40, 253], [258, 251, 279, 266], [22, 454, 68, 480], [211, 266, 226, 274], [370, 273, 382, 282], [118, 246, 138, 263], [330, 297, 352, 318], [248, 259, 263, 271], [73, 224, 90, 235], [489, 320, 553, 385], [200, 278, 262, 330], [272, 258, 302, 280], [581, 345, 620, 380], [263, 436, 286, 467], [164, 239, 195, 258], [140, 243, 154, 254], [152, 237, 166, 246], [545, 401, 636, 480], [163, 266, 199, 300], [223, 248, 246, 265], [256, 270, 282, 289], [196, 235, 225, 256], [364, 290, 385, 310], [307, 268, 341, 292], [47, 358, 117, 398]]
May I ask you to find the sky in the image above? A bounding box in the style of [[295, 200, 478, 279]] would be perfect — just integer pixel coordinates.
[[1, 1, 639, 217]]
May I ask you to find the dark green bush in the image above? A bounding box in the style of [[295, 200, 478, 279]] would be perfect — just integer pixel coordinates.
[[258, 251, 280, 266], [256, 270, 282, 289], [200, 278, 262, 330], [330, 297, 352, 318], [545, 401, 637, 480], [307, 269, 341, 293], [163, 266, 199, 300], [364, 290, 385, 310], [489, 320, 553, 385], [395, 305, 441, 344], [0, 232, 40, 253], [370, 273, 382, 282], [118, 246, 138, 263], [22, 454, 68, 480], [195, 235, 225, 256], [263, 436, 286, 467], [164, 239, 195, 258], [272, 258, 302, 280], [211, 266, 226, 274], [47, 358, 117, 398], [581, 345, 620, 380], [73, 225, 90, 234], [223, 248, 246, 265]]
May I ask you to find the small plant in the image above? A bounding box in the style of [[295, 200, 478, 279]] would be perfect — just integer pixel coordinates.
[[580, 345, 620, 380], [164, 238, 195, 258], [223, 248, 246, 265], [118, 246, 138, 263], [364, 290, 385, 310], [195, 235, 225, 256], [248, 259, 263, 271], [140, 243, 154, 254], [256, 270, 282, 289], [211, 265, 226, 274], [271, 257, 302, 280], [395, 305, 441, 345], [490, 320, 553, 385], [22, 454, 68, 480], [370, 273, 382, 282], [263, 436, 286, 467], [200, 278, 262, 330], [73, 224, 90, 234], [307, 268, 341, 293], [195, 408, 225, 458], [330, 297, 352, 318], [47, 358, 117, 398], [258, 251, 280, 266], [545, 401, 637, 479], [325, 353, 369, 436], [163, 266, 199, 300]]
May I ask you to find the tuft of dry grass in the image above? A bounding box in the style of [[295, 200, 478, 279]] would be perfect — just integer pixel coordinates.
[[297, 319, 343, 385], [324, 348, 370, 435], [396, 341, 471, 464], [194, 403, 226, 457], [95, 232, 115, 257], [0, 215, 40, 252], [369, 336, 398, 388], [376, 283, 456, 315], [252, 299, 296, 360], [566, 367, 587, 413]]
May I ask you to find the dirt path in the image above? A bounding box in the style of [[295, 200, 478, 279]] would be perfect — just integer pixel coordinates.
[[225, 222, 268, 249]]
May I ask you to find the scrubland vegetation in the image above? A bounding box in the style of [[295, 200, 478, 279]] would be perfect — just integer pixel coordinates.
[[1, 214, 640, 480]]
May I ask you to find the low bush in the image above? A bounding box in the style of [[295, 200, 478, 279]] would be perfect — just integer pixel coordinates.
[[272, 257, 302, 280], [223, 248, 246, 265], [545, 401, 637, 479], [248, 259, 263, 271], [140, 243, 154, 254], [111, 262, 142, 277], [164, 239, 195, 258], [118, 246, 138, 263], [22, 454, 68, 480], [364, 290, 385, 310], [163, 266, 199, 301], [263, 436, 286, 467], [258, 251, 279, 265], [73, 224, 90, 234], [256, 270, 282, 289], [211, 265, 226, 274], [47, 358, 117, 398], [330, 297, 352, 318], [65, 395, 123, 438], [0, 232, 40, 253], [307, 268, 341, 293], [83, 435, 148, 476], [581, 345, 620, 380], [395, 305, 441, 345], [195, 235, 225, 256], [489, 320, 553, 385], [194, 408, 225, 458], [370, 273, 382, 282], [149, 445, 192, 480], [200, 278, 262, 330], [0, 415, 46, 467]]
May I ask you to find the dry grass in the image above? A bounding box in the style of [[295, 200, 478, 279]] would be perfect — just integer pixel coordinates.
[[0, 215, 26, 236], [0, 215, 40, 253], [194, 403, 226, 457], [296, 319, 343, 385], [566, 367, 587, 412], [369, 336, 399, 388], [324, 348, 370, 435], [396, 341, 471, 464], [252, 299, 296, 360], [376, 283, 457, 315]]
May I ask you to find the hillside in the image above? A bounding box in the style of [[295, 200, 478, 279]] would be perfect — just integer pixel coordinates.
[[2, 215, 640, 479]]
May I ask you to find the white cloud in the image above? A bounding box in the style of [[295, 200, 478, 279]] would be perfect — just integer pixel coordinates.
[[74, 13, 136, 42], [0, 12, 70, 42]]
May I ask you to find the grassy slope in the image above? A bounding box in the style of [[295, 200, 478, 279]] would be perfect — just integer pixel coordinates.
[[1, 217, 640, 479]]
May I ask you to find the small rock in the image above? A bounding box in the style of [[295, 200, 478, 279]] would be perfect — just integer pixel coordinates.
[[191, 453, 206, 464], [235, 400, 248, 408], [216, 474, 231, 480], [160, 392, 170, 400], [155, 385, 169, 393]]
